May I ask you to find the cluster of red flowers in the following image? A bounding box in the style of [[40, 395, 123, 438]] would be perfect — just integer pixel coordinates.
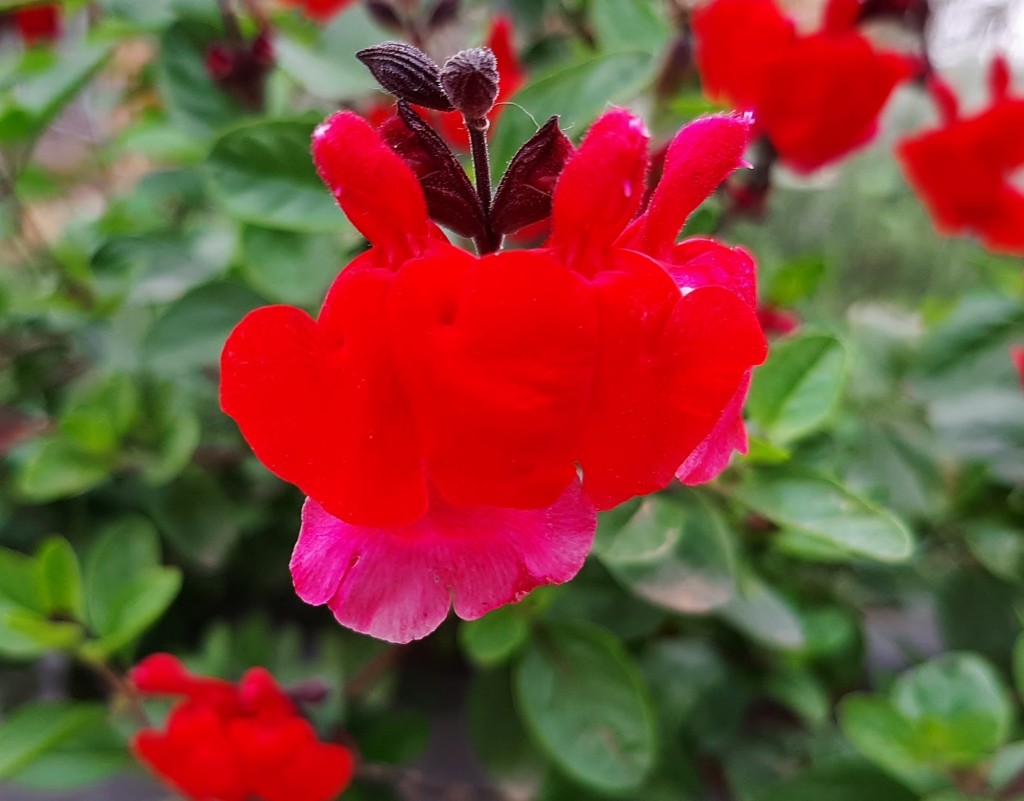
[[6, 4, 60, 46], [131, 654, 354, 801], [221, 103, 766, 641]]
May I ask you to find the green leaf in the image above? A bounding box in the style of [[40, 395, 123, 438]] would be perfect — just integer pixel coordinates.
[[765, 255, 827, 306], [84, 516, 161, 635], [0, 44, 111, 142], [590, 0, 669, 54], [595, 491, 736, 614], [35, 537, 83, 619], [15, 439, 112, 502], [59, 373, 139, 457], [515, 622, 657, 794], [891, 652, 1013, 766], [274, 4, 393, 100], [735, 468, 914, 563], [965, 520, 1024, 583], [156, 21, 241, 137], [467, 668, 543, 785], [240, 225, 350, 307], [149, 467, 240, 569], [491, 52, 655, 178], [0, 547, 43, 612], [79, 566, 182, 662], [143, 280, 265, 374], [9, 716, 130, 791], [718, 571, 805, 651], [754, 757, 918, 801], [459, 606, 530, 667], [838, 695, 945, 792], [747, 333, 847, 444], [989, 740, 1024, 792], [0, 703, 105, 780], [207, 118, 344, 231], [2, 609, 83, 654]]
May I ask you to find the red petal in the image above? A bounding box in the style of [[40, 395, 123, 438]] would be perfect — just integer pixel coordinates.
[[388, 249, 597, 509], [578, 253, 767, 509], [220, 263, 428, 526], [133, 706, 247, 801], [489, 15, 527, 102], [549, 109, 650, 265], [292, 483, 596, 643], [238, 668, 295, 719], [693, 0, 795, 110], [619, 115, 751, 257], [311, 111, 431, 261], [758, 34, 914, 171], [665, 238, 758, 308], [285, 0, 356, 21]]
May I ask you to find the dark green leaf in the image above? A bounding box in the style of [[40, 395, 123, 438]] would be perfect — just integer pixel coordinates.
[[0, 703, 105, 780], [459, 606, 530, 667], [35, 537, 83, 619]]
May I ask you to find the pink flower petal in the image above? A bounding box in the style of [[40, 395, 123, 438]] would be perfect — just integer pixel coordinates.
[[291, 482, 596, 643]]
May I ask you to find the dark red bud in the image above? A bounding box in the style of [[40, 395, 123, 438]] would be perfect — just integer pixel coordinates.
[[365, 0, 404, 32], [356, 42, 454, 111], [251, 30, 274, 67], [440, 47, 499, 122], [491, 116, 574, 236], [382, 102, 487, 240], [206, 43, 236, 81]]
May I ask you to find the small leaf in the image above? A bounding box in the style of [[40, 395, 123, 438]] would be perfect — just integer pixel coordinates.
[[595, 491, 736, 614], [240, 226, 348, 307], [207, 118, 344, 231], [735, 467, 915, 563], [747, 332, 847, 444], [718, 570, 804, 650], [515, 622, 657, 794], [459, 606, 529, 667], [0, 703, 105, 780], [35, 537, 83, 619], [84, 516, 161, 635], [0, 548, 43, 612], [15, 439, 112, 502]]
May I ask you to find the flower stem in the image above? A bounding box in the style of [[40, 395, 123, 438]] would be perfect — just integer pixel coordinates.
[[467, 118, 502, 255]]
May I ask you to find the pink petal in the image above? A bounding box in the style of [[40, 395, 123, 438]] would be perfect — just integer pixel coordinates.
[[676, 373, 751, 485], [291, 483, 596, 643]]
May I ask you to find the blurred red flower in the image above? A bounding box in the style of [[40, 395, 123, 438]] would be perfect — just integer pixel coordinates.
[[1012, 346, 1024, 386], [693, 0, 916, 172], [284, 0, 355, 22], [13, 4, 60, 45], [220, 108, 765, 642], [131, 654, 354, 801], [897, 57, 1024, 255]]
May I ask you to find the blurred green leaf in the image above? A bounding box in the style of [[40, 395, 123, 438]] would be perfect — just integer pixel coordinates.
[[84, 516, 161, 634], [764, 256, 827, 306], [491, 52, 655, 177], [459, 606, 530, 668], [149, 467, 240, 569], [207, 118, 343, 231], [747, 333, 847, 444], [0, 547, 43, 612], [240, 226, 348, 307], [718, 570, 805, 651], [0, 44, 111, 142], [753, 757, 918, 801], [14, 439, 112, 502], [736, 468, 914, 563], [515, 622, 657, 794], [156, 21, 241, 137], [595, 491, 736, 614], [0, 703, 105, 780], [143, 280, 265, 374], [9, 716, 130, 790], [591, 0, 669, 53], [965, 521, 1024, 584], [468, 668, 543, 786], [35, 537, 83, 619]]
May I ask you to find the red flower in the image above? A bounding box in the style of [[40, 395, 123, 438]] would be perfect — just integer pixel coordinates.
[[757, 305, 801, 336], [1012, 346, 1024, 387], [220, 109, 765, 642], [693, 0, 916, 172], [897, 57, 1024, 255], [285, 0, 356, 22], [130, 654, 354, 801], [13, 4, 60, 45], [435, 16, 527, 149]]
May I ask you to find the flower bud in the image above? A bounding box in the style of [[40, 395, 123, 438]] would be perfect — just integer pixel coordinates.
[[440, 47, 499, 122], [356, 42, 454, 111]]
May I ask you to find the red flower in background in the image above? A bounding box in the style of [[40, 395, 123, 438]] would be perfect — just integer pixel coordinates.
[[693, 0, 916, 172], [285, 0, 355, 22], [436, 16, 526, 149], [1012, 346, 1024, 387], [897, 57, 1024, 255], [13, 4, 60, 45], [130, 654, 354, 801], [220, 109, 765, 642]]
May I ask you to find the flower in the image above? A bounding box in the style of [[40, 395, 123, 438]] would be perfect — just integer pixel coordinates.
[[12, 5, 60, 45], [220, 109, 765, 642], [692, 0, 916, 172], [1013, 346, 1024, 387], [896, 57, 1024, 255], [435, 16, 526, 149], [284, 0, 356, 22], [130, 654, 354, 801]]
